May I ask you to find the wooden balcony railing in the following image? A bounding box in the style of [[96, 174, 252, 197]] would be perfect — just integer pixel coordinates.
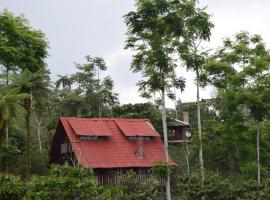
[[95, 174, 166, 186]]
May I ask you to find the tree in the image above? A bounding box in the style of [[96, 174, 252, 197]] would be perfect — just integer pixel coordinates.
[[124, 1, 187, 199], [204, 32, 270, 184], [178, 0, 214, 182], [55, 75, 73, 90], [0, 10, 49, 176], [0, 10, 48, 85], [72, 55, 118, 117], [0, 88, 28, 145], [11, 68, 50, 177]]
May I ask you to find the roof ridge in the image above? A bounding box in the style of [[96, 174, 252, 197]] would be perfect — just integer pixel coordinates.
[[60, 117, 150, 121]]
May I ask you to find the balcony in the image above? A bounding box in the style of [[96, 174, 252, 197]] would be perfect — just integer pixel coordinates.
[[95, 174, 166, 186]]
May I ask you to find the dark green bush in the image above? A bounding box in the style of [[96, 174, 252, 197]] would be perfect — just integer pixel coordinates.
[[112, 171, 157, 200], [50, 164, 94, 178], [25, 176, 110, 200], [0, 174, 24, 200], [152, 161, 169, 179], [25, 164, 110, 200], [174, 172, 270, 200]]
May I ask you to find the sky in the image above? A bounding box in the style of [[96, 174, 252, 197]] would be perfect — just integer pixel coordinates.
[[1, 0, 270, 108]]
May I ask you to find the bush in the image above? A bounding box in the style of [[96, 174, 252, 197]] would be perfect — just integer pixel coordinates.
[[25, 164, 110, 200], [112, 171, 157, 200], [177, 173, 233, 200], [50, 164, 94, 178], [0, 174, 24, 200], [0, 166, 156, 200], [174, 172, 270, 200], [25, 176, 110, 200], [152, 161, 169, 180]]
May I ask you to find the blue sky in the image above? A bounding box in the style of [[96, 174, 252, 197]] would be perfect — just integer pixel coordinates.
[[1, 0, 270, 107]]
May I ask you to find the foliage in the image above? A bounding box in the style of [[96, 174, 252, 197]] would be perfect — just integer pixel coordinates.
[[152, 161, 169, 179], [0, 10, 48, 78], [0, 174, 24, 200], [50, 164, 94, 178], [174, 172, 270, 200], [113, 171, 157, 200]]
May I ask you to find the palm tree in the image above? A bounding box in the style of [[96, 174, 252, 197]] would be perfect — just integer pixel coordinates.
[[55, 75, 73, 90], [0, 88, 29, 147], [11, 68, 49, 177]]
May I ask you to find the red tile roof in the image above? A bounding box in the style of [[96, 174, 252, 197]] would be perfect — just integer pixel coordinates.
[[58, 117, 176, 169], [68, 118, 112, 136], [115, 120, 159, 137]]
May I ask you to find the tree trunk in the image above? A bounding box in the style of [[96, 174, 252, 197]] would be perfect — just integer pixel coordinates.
[[161, 89, 171, 200], [184, 142, 190, 173], [196, 69, 204, 183], [5, 125, 9, 173], [6, 66, 9, 85], [25, 98, 31, 178], [6, 125, 8, 148], [36, 118, 43, 153], [257, 121, 260, 185]]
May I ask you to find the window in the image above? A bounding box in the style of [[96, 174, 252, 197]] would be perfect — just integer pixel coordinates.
[[79, 136, 108, 141], [128, 136, 137, 141], [144, 136, 152, 141]]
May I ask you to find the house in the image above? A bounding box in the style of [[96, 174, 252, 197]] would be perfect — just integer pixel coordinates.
[[49, 117, 176, 178]]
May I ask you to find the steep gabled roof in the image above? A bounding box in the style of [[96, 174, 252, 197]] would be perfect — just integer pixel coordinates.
[[51, 117, 175, 169]]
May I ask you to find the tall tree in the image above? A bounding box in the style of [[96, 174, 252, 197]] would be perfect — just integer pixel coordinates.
[[0, 10, 49, 175], [11, 68, 50, 177], [124, 1, 188, 199], [205, 32, 270, 184], [0, 88, 28, 144], [72, 55, 118, 117], [55, 75, 73, 90], [178, 0, 214, 182], [0, 10, 48, 84]]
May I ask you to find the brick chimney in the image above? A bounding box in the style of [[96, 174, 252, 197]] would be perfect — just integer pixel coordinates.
[[183, 111, 189, 124], [136, 136, 144, 159]]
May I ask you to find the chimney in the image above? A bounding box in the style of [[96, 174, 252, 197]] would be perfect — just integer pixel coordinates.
[[183, 112, 189, 124], [136, 136, 144, 159]]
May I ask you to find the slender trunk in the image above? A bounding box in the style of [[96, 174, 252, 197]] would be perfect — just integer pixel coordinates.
[[5, 125, 9, 173], [98, 104, 101, 118], [174, 87, 178, 119], [37, 124, 42, 153], [196, 69, 204, 183], [257, 121, 260, 185], [161, 89, 171, 200], [25, 98, 31, 178], [184, 142, 190, 173], [98, 68, 101, 118], [6, 68, 9, 85], [6, 125, 8, 148]]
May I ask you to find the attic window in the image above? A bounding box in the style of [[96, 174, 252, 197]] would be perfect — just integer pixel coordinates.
[[144, 136, 152, 141], [80, 136, 108, 141], [128, 136, 137, 141], [128, 136, 152, 141]]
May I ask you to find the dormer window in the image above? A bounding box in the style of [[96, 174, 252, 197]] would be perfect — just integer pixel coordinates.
[[128, 136, 152, 142], [128, 136, 137, 141], [144, 136, 152, 141], [80, 136, 108, 141]]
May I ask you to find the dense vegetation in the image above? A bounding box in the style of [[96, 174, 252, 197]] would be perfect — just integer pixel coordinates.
[[1, 0, 270, 199]]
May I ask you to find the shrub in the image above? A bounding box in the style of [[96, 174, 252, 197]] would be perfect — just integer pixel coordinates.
[[50, 164, 94, 178], [152, 161, 169, 180], [24, 164, 110, 200], [112, 171, 157, 200], [0, 174, 24, 200]]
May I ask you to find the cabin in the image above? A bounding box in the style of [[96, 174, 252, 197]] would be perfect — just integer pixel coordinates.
[[168, 112, 190, 143], [49, 117, 175, 185]]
